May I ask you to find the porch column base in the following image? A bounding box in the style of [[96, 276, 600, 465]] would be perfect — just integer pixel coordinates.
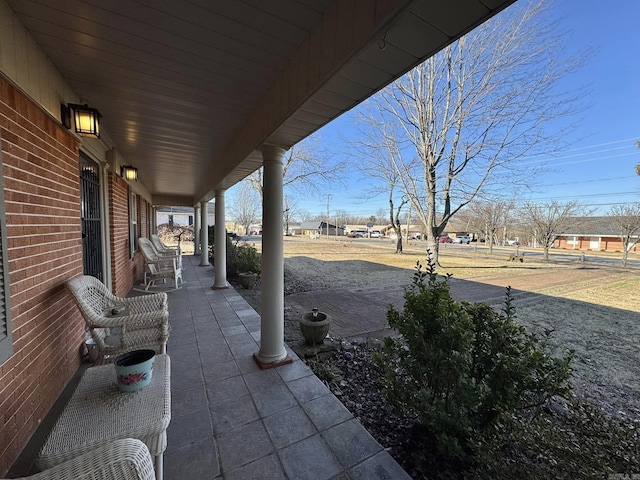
[[211, 284, 229, 290], [253, 352, 292, 370]]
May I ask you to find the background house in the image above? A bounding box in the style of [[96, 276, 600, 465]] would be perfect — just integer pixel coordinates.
[[156, 205, 215, 227], [555, 217, 638, 252], [293, 221, 344, 237]]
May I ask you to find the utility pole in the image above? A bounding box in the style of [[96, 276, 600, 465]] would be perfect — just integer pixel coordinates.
[[405, 204, 412, 244], [326, 194, 332, 239]]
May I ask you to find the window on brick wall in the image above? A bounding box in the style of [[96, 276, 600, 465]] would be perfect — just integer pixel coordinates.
[[129, 190, 138, 258], [0, 133, 13, 364]]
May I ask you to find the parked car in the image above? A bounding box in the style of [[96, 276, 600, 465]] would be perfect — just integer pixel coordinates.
[[452, 235, 471, 244], [346, 231, 364, 238], [438, 235, 452, 243], [370, 230, 382, 238]]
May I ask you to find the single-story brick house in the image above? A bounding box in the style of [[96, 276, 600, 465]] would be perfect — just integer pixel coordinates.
[[554, 217, 639, 252]]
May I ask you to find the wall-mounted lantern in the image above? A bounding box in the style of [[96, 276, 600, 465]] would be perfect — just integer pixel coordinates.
[[61, 103, 101, 138], [120, 165, 138, 181]]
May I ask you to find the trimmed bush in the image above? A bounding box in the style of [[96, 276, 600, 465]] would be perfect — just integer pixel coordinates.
[[376, 259, 574, 460]]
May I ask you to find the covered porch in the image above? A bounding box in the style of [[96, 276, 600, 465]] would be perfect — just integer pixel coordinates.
[[0, 0, 515, 475], [8, 255, 410, 479]]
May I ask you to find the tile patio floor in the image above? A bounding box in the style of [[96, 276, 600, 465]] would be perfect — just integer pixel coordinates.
[[163, 255, 411, 479], [9, 254, 411, 479]]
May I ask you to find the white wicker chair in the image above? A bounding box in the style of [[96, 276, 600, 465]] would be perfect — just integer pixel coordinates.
[[150, 234, 180, 257], [138, 238, 184, 290], [66, 275, 169, 362], [4, 438, 156, 480]]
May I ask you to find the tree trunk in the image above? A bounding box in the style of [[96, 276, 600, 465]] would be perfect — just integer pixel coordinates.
[[395, 237, 403, 254]]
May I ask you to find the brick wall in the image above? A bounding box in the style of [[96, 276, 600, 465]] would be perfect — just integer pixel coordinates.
[[0, 77, 85, 475], [108, 173, 145, 296], [556, 236, 635, 252]]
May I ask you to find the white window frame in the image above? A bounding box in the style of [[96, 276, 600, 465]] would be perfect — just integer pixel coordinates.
[[129, 190, 138, 258]]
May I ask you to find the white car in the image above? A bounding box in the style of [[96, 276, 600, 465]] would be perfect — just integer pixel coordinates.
[[452, 235, 471, 244]]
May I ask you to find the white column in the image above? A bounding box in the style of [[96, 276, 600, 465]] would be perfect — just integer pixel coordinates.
[[213, 189, 228, 289], [193, 205, 201, 255], [199, 200, 210, 266], [255, 145, 291, 367]]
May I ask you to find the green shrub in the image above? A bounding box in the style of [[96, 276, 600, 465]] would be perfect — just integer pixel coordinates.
[[208, 225, 236, 266], [376, 259, 574, 460], [232, 242, 261, 276]]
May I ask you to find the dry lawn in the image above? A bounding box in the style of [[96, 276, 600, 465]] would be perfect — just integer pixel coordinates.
[[279, 236, 640, 419]]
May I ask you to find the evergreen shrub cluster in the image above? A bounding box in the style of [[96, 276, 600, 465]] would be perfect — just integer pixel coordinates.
[[207, 226, 260, 278], [376, 259, 574, 460]]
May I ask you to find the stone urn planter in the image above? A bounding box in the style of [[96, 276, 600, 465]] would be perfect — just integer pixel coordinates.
[[238, 272, 258, 289], [299, 309, 331, 345]]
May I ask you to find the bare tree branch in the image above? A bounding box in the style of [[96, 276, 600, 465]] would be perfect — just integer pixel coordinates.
[[353, 0, 589, 264], [609, 203, 640, 266], [520, 200, 588, 259], [229, 182, 261, 235], [247, 135, 347, 201]]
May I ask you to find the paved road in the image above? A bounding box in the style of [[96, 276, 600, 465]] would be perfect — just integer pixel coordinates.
[[241, 235, 639, 269]]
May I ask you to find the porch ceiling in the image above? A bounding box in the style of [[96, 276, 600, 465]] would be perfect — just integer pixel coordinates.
[[5, 0, 514, 206]]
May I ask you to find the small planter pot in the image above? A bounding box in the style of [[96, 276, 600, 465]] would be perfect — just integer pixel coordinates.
[[300, 311, 331, 345], [114, 349, 155, 393], [238, 272, 258, 289]]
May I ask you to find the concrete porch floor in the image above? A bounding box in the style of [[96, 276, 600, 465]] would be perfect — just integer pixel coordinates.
[[8, 255, 410, 479]]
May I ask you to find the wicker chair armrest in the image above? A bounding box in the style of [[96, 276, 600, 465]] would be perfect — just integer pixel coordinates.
[[157, 251, 180, 259], [92, 311, 167, 331], [17, 438, 155, 480], [119, 292, 168, 312], [120, 312, 169, 330]]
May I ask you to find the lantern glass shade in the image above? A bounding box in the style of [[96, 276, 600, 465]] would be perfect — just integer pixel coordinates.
[[121, 165, 138, 181], [64, 104, 101, 138]]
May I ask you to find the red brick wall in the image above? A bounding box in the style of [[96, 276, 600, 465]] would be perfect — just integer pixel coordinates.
[[556, 236, 636, 252], [108, 174, 145, 296], [0, 77, 85, 475]]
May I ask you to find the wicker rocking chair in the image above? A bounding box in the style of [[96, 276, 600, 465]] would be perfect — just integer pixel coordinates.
[[138, 238, 184, 290], [66, 275, 169, 362], [150, 234, 180, 256]]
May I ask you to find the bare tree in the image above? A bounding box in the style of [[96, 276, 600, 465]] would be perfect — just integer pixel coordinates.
[[355, 0, 587, 264], [229, 181, 261, 235], [247, 135, 345, 200], [334, 209, 350, 228], [609, 203, 640, 267], [390, 192, 409, 253], [466, 198, 515, 253], [298, 210, 314, 222], [375, 208, 387, 225], [521, 200, 584, 259], [351, 119, 415, 252], [283, 195, 300, 235]]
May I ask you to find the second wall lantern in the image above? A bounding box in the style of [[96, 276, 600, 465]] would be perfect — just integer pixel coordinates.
[[121, 165, 138, 181]]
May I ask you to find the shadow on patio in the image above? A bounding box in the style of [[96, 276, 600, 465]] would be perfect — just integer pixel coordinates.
[[9, 254, 410, 479]]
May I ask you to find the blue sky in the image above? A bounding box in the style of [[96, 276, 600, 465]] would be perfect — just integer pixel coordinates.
[[291, 0, 640, 219]]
